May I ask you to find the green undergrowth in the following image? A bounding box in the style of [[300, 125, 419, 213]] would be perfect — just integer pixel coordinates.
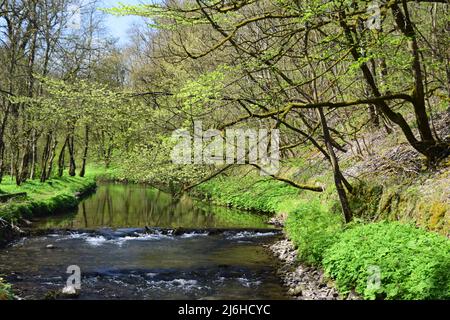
[[285, 200, 344, 265], [0, 174, 97, 222], [195, 171, 450, 300], [324, 222, 450, 300], [194, 175, 303, 213], [88, 165, 125, 182]]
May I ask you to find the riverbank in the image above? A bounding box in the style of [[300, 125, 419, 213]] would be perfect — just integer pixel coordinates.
[[267, 239, 341, 300], [0, 174, 94, 300], [93, 165, 450, 299], [194, 173, 450, 300], [1, 165, 448, 300], [0, 175, 97, 247]]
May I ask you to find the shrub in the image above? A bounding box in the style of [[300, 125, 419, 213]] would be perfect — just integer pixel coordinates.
[[285, 200, 344, 266], [323, 221, 450, 300]]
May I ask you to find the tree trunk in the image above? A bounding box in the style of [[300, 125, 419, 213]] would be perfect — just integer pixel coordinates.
[[79, 125, 89, 177], [29, 130, 38, 180], [68, 133, 76, 177], [45, 137, 58, 181], [17, 145, 31, 186], [391, 1, 434, 144], [40, 132, 52, 182], [58, 137, 68, 177], [0, 138, 5, 184], [340, 14, 449, 163], [0, 105, 10, 183], [317, 107, 352, 223]]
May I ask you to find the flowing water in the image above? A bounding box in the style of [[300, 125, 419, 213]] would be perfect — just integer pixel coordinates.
[[0, 183, 287, 300]]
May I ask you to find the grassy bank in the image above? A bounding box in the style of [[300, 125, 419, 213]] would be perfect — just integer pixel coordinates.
[[0, 174, 97, 223], [195, 173, 450, 300], [0, 170, 100, 299]]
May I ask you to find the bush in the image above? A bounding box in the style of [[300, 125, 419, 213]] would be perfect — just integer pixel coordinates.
[[285, 200, 344, 266], [323, 221, 450, 300]]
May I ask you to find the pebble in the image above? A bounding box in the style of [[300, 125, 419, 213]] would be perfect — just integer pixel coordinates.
[[267, 238, 342, 300]]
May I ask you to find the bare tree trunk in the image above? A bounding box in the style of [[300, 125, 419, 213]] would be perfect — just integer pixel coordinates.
[[318, 107, 352, 223], [40, 132, 52, 182], [392, 1, 434, 144], [79, 125, 89, 177], [68, 134, 76, 177], [45, 137, 58, 180], [17, 144, 31, 186], [29, 130, 37, 180], [58, 137, 68, 177], [340, 14, 448, 163], [0, 142, 4, 184], [0, 104, 10, 183]]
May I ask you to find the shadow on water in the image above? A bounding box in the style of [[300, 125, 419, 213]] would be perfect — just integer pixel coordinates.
[[0, 183, 287, 300]]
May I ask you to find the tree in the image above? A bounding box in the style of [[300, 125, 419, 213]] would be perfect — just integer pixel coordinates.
[[108, 0, 449, 222]]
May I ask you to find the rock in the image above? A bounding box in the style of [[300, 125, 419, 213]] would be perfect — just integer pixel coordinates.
[[268, 216, 285, 228], [288, 285, 304, 297], [268, 238, 343, 301], [20, 219, 32, 226], [346, 290, 359, 300]]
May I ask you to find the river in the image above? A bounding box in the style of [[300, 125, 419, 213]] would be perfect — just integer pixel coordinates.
[[0, 183, 287, 300]]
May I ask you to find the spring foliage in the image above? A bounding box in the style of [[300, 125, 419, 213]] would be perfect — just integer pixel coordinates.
[[323, 222, 450, 300]]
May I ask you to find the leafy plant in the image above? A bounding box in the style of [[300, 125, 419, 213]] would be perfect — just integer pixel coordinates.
[[0, 277, 14, 300], [285, 200, 344, 266], [323, 221, 450, 300]]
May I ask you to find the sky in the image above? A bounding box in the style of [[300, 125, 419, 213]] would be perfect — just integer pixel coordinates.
[[101, 0, 149, 45]]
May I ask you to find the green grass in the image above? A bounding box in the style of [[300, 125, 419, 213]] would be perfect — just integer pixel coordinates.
[[0, 173, 97, 222], [87, 165, 124, 182], [194, 174, 301, 213], [285, 200, 344, 266]]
